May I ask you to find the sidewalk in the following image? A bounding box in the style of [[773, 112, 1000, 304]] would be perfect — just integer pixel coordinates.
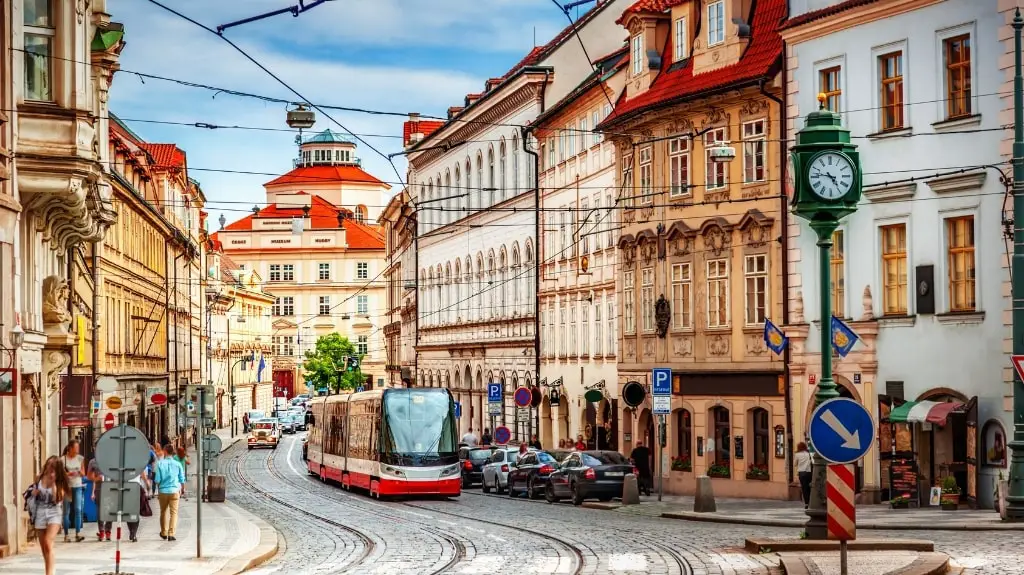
[[0, 429, 278, 575], [585, 493, 1024, 531]]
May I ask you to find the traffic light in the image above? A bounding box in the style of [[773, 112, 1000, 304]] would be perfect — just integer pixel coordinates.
[[347, 356, 359, 372]]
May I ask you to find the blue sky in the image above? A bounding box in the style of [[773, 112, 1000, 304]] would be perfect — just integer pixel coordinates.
[[107, 0, 579, 226]]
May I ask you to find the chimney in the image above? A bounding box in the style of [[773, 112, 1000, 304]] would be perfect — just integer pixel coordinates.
[[408, 112, 421, 123], [447, 106, 465, 119]]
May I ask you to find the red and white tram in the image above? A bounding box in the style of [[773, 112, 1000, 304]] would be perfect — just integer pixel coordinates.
[[306, 387, 461, 497]]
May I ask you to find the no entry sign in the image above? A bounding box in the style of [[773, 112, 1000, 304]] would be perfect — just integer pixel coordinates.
[[103, 413, 115, 431]]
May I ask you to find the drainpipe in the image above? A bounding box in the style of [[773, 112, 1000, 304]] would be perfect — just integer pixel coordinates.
[[65, 247, 75, 448], [760, 71, 791, 485], [91, 241, 100, 451], [524, 67, 549, 440], [413, 221, 419, 389], [164, 240, 170, 442]]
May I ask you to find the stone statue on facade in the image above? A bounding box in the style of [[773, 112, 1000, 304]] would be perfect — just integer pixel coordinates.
[[861, 285, 875, 321], [42, 275, 71, 327]]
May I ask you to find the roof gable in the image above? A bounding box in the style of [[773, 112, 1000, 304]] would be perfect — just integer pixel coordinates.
[[221, 195, 384, 250], [264, 165, 388, 188]]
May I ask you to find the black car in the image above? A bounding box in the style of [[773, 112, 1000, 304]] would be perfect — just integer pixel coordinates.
[[544, 450, 635, 506], [507, 449, 571, 499], [459, 447, 493, 488]]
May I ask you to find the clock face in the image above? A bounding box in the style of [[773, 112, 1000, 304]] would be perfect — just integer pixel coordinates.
[[808, 152, 855, 200]]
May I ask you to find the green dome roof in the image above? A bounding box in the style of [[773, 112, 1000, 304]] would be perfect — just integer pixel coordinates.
[[303, 129, 354, 145]]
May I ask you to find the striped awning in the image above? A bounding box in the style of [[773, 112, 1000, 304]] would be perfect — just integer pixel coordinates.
[[888, 400, 964, 425]]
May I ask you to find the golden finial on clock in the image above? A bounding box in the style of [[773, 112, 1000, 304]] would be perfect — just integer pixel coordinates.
[[817, 92, 827, 110]]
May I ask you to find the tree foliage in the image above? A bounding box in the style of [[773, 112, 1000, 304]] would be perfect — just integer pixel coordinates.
[[302, 333, 364, 393]]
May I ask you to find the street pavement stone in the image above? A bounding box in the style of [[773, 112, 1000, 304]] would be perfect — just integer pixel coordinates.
[[223, 434, 1024, 574]]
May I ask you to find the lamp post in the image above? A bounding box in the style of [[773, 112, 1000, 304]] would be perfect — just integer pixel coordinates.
[[1006, 8, 1024, 521], [788, 94, 863, 539]]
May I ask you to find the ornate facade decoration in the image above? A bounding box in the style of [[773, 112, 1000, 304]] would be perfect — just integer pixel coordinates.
[[655, 295, 670, 338], [700, 220, 733, 257], [42, 275, 71, 327], [671, 336, 694, 357], [643, 338, 655, 358], [707, 334, 730, 357], [44, 350, 71, 393], [746, 333, 768, 356], [861, 285, 875, 320]]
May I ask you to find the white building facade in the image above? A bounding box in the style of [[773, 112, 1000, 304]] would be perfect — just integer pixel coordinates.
[[216, 131, 390, 396], [782, 0, 1011, 507], [406, 0, 630, 443]]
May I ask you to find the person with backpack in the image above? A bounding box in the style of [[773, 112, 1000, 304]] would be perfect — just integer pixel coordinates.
[[26, 456, 70, 575]]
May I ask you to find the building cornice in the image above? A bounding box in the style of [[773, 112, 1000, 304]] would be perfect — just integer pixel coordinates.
[[779, 0, 943, 45]]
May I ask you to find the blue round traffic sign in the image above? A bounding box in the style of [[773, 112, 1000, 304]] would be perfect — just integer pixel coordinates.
[[808, 397, 875, 464], [514, 387, 532, 408], [493, 426, 511, 445]]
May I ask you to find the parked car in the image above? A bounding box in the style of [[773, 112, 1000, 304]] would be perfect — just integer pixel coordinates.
[[248, 419, 280, 450], [279, 414, 297, 434], [458, 446, 493, 488], [481, 447, 524, 494], [545, 450, 635, 505], [289, 408, 308, 431], [507, 449, 571, 499]]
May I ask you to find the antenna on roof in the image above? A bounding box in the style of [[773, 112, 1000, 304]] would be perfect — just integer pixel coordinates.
[[533, 26, 536, 47]]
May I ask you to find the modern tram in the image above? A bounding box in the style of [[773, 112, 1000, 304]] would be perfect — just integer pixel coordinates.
[[306, 387, 462, 497]]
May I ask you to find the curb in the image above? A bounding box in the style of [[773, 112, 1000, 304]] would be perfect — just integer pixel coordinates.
[[778, 551, 949, 575], [211, 500, 280, 575], [746, 538, 934, 553], [660, 510, 1024, 531]]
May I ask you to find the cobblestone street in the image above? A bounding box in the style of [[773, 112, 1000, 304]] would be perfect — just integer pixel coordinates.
[[225, 436, 1024, 574]]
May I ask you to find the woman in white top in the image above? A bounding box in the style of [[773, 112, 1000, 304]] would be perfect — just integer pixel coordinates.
[[29, 456, 70, 575], [795, 441, 813, 508], [61, 439, 86, 542]]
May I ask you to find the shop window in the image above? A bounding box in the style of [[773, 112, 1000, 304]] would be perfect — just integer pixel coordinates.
[[751, 408, 770, 468], [711, 406, 730, 469], [674, 409, 692, 472]]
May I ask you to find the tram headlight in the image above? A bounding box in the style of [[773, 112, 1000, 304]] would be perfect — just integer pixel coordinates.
[[381, 465, 406, 477], [440, 464, 460, 477]]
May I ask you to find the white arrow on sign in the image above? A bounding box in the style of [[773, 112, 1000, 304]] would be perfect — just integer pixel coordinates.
[[820, 409, 861, 451]]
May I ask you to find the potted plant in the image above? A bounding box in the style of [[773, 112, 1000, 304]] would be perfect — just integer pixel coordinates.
[[890, 495, 910, 509], [707, 464, 731, 479], [671, 455, 692, 472], [940, 476, 960, 510], [745, 463, 769, 480]]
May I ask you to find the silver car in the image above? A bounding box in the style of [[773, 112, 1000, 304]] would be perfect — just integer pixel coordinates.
[[481, 448, 525, 494]]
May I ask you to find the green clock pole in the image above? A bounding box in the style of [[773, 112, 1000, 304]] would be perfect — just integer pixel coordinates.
[[1005, 7, 1024, 521], [789, 94, 863, 539]]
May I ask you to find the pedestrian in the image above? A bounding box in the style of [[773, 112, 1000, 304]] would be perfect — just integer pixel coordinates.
[[242, 412, 250, 434], [26, 456, 69, 575], [460, 427, 478, 447], [127, 472, 152, 542], [518, 442, 529, 457], [154, 443, 186, 540], [795, 442, 813, 508], [147, 444, 159, 498], [174, 446, 191, 497], [630, 439, 652, 496], [60, 439, 86, 542], [529, 434, 542, 449], [574, 435, 586, 451], [86, 450, 111, 541], [481, 428, 492, 446]]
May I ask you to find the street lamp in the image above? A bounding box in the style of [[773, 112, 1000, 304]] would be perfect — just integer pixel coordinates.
[[1006, 8, 1024, 521]]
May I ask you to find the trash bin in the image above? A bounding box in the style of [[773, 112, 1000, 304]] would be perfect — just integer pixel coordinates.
[[83, 478, 98, 523], [206, 475, 226, 503]]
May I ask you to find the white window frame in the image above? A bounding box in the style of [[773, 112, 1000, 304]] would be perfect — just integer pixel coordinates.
[[669, 137, 691, 198], [706, 259, 730, 328], [559, 302, 568, 356], [641, 267, 655, 332], [622, 154, 635, 207], [742, 119, 767, 183], [282, 296, 294, 317], [356, 261, 369, 280], [592, 110, 602, 145], [269, 264, 281, 282], [704, 128, 729, 190], [23, 0, 55, 102], [578, 116, 587, 156], [581, 198, 591, 255], [939, 207, 980, 313], [356, 335, 368, 356], [592, 195, 603, 251], [935, 22, 978, 123], [594, 294, 603, 356], [282, 264, 295, 282], [624, 271, 636, 334], [318, 262, 331, 281], [570, 303, 578, 356], [744, 254, 768, 325], [671, 263, 693, 329], [581, 304, 590, 357], [632, 34, 644, 76], [871, 40, 910, 134], [607, 296, 616, 356], [875, 217, 913, 317], [707, 0, 725, 47], [319, 295, 331, 316], [357, 294, 369, 315], [674, 16, 688, 61], [639, 146, 653, 204]]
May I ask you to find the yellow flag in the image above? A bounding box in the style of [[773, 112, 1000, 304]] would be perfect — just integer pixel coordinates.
[[77, 315, 86, 365]]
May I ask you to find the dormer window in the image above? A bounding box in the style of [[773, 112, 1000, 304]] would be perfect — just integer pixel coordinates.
[[674, 16, 688, 61], [632, 34, 644, 76], [707, 0, 725, 47]]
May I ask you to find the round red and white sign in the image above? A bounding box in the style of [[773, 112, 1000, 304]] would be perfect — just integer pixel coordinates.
[[103, 413, 115, 431], [150, 392, 167, 406]]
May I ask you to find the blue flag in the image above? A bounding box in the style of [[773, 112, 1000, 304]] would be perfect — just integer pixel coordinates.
[[257, 354, 266, 382], [831, 316, 859, 357], [763, 318, 788, 356]]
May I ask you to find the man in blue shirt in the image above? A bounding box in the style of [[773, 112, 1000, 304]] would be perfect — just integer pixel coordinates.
[[153, 444, 186, 540]]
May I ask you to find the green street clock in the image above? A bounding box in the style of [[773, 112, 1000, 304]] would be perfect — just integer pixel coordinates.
[[789, 94, 862, 225]]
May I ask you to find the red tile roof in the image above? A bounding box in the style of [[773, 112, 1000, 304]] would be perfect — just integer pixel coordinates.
[[403, 120, 445, 146], [600, 0, 785, 128], [501, 0, 618, 79], [616, 0, 687, 24], [264, 165, 387, 187], [141, 143, 186, 170], [779, 0, 878, 30], [222, 194, 384, 249]]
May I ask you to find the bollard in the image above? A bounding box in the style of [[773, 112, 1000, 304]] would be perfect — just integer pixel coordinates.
[[693, 475, 717, 513], [621, 473, 641, 505]]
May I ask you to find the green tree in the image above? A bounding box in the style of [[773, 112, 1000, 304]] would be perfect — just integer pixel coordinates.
[[302, 333, 364, 393]]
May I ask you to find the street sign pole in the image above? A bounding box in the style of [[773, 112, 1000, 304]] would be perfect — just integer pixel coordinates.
[[657, 413, 665, 502], [196, 386, 203, 559], [1008, 8, 1024, 522], [651, 368, 671, 502]]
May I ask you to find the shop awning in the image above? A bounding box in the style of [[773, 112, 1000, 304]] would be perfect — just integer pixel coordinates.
[[888, 400, 964, 425]]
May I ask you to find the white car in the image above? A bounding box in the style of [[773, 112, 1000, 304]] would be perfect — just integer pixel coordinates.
[[481, 448, 525, 494], [247, 419, 280, 450]]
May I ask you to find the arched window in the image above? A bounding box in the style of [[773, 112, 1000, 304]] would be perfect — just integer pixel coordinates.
[[499, 140, 507, 202], [487, 250, 496, 318], [454, 167, 462, 220], [454, 259, 463, 322], [499, 247, 508, 317], [438, 265, 446, 324], [424, 180, 433, 232], [445, 263, 453, 324], [512, 134, 520, 195], [465, 159, 473, 212], [425, 268, 433, 323], [511, 243, 521, 315], [355, 205, 367, 223], [711, 406, 731, 469], [524, 240, 535, 314], [475, 253, 484, 322], [476, 153, 484, 208], [675, 409, 692, 463], [488, 147, 496, 206], [751, 407, 770, 471], [444, 170, 452, 225]]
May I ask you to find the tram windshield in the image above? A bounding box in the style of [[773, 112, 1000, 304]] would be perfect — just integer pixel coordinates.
[[381, 390, 458, 465]]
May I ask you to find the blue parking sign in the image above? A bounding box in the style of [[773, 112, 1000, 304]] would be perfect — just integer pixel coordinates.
[[454, 401, 462, 418], [652, 367, 672, 395], [487, 382, 502, 403]]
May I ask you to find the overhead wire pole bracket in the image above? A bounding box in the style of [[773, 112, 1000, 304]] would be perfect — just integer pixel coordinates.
[[216, 0, 331, 35]]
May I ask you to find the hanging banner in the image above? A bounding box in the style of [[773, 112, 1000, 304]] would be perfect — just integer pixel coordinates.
[[60, 375, 93, 428]]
